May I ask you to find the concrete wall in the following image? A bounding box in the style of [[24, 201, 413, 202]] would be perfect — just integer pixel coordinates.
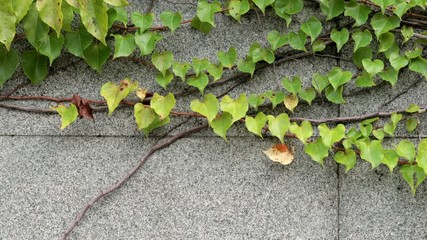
[[1, 0, 427, 239]]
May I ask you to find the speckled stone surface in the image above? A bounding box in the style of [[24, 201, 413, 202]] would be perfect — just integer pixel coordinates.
[[0, 136, 338, 239], [1, 0, 427, 239], [338, 139, 427, 240]]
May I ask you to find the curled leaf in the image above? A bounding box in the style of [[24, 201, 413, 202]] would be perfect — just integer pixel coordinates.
[[263, 143, 294, 165]]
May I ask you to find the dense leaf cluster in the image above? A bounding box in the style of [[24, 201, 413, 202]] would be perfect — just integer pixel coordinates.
[[1, 0, 427, 194]]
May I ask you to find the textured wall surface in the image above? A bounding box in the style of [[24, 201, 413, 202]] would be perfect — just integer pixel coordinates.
[[1, 0, 427, 239]]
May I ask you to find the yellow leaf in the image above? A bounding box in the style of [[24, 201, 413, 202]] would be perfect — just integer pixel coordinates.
[[284, 94, 299, 112], [263, 143, 295, 165]]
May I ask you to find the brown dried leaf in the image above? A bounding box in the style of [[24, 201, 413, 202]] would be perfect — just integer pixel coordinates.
[[263, 143, 295, 165], [71, 94, 94, 120]]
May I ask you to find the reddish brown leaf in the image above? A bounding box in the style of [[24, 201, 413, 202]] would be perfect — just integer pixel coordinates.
[[71, 94, 94, 120]]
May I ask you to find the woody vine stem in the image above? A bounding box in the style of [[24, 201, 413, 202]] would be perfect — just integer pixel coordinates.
[[1, 0, 427, 238]]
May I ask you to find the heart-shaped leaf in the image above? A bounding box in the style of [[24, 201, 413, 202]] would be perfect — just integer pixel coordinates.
[[267, 113, 290, 143], [220, 94, 248, 123], [190, 93, 219, 123], [318, 123, 345, 148], [245, 112, 267, 137], [150, 92, 176, 119]]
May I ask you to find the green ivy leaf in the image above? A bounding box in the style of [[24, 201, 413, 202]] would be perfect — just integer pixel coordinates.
[[360, 123, 373, 137], [406, 104, 420, 113], [65, 0, 79, 8], [320, 0, 345, 20], [327, 67, 352, 90], [217, 47, 237, 69], [384, 113, 402, 136], [284, 94, 299, 113], [64, 28, 93, 58], [0, 1, 17, 50], [267, 30, 288, 51], [400, 164, 426, 195], [83, 42, 111, 72], [192, 57, 210, 76], [187, 72, 209, 94], [358, 140, 384, 169], [237, 57, 255, 77], [318, 123, 345, 148], [352, 46, 372, 69], [220, 94, 248, 123], [304, 138, 330, 165], [79, 0, 109, 45], [406, 117, 418, 133], [362, 59, 384, 77], [211, 112, 233, 140], [352, 29, 372, 52], [228, 0, 250, 22], [312, 40, 326, 53], [355, 71, 375, 87], [401, 26, 414, 43], [288, 30, 307, 52], [273, 3, 292, 27], [141, 115, 170, 137], [245, 112, 267, 138], [389, 52, 409, 72], [100, 78, 138, 114], [409, 57, 427, 79], [135, 31, 162, 56], [344, 0, 371, 26], [160, 11, 182, 33], [107, 6, 117, 27], [22, 50, 48, 84], [371, 0, 394, 13], [150, 92, 176, 119], [330, 28, 349, 53], [325, 85, 345, 104], [312, 73, 330, 94], [134, 103, 156, 130], [36, 0, 63, 37], [289, 120, 313, 143], [190, 16, 213, 34], [51, 104, 79, 129], [405, 47, 422, 59], [298, 87, 316, 105], [190, 93, 219, 123], [282, 76, 302, 94], [264, 91, 285, 109], [207, 63, 223, 82], [267, 113, 290, 143], [0, 46, 19, 86], [370, 12, 400, 39], [172, 61, 191, 81], [301, 17, 322, 42], [396, 140, 416, 162], [382, 149, 399, 173], [417, 139, 427, 174], [248, 94, 265, 111], [155, 70, 174, 89], [22, 4, 49, 51], [373, 129, 385, 141], [274, 0, 303, 15], [248, 42, 275, 63], [334, 150, 356, 172], [152, 51, 174, 77], [131, 12, 154, 33], [11, 0, 33, 22], [103, 0, 128, 6], [114, 6, 128, 25], [379, 67, 398, 86], [196, 0, 222, 26], [113, 34, 136, 59], [252, 0, 275, 14], [378, 32, 395, 53], [39, 33, 65, 65]]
